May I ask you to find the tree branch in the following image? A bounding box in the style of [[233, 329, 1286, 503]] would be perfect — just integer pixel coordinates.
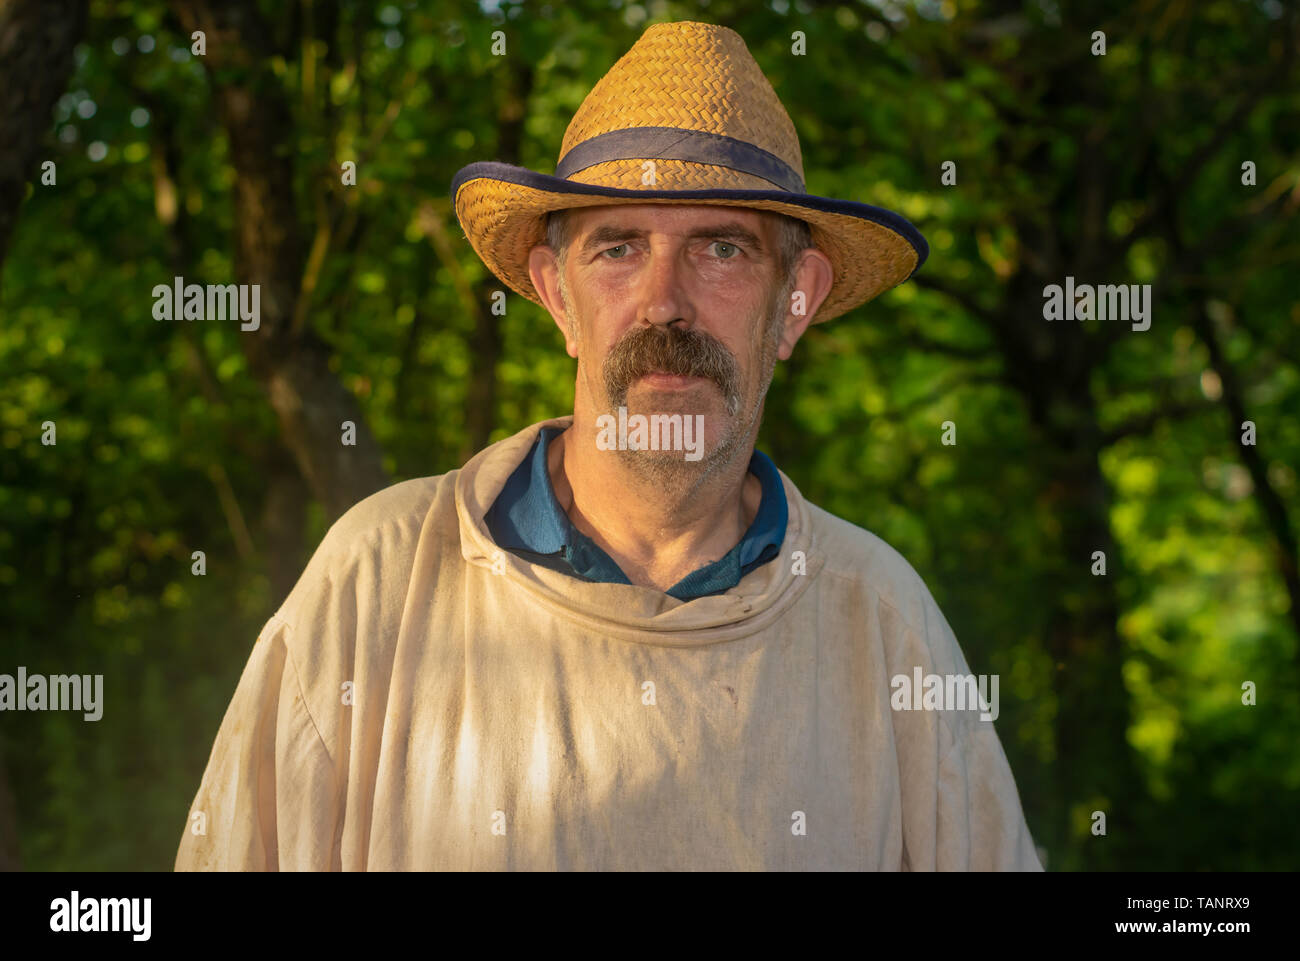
[[1100, 398, 1218, 447], [911, 273, 998, 326], [877, 371, 1007, 426], [1159, 192, 1300, 647], [1111, 13, 1297, 269], [895, 326, 999, 361]]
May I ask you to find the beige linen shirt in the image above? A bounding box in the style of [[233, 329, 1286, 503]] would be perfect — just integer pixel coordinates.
[[176, 416, 1043, 871]]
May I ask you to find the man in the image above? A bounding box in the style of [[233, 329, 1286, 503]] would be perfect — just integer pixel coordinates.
[[177, 20, 1042, 871]]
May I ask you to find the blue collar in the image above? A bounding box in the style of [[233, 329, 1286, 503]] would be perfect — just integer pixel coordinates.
[[485, 426, 787, 600]]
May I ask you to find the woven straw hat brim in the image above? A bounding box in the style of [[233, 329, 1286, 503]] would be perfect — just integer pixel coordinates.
[[451, 160, 928, 324]]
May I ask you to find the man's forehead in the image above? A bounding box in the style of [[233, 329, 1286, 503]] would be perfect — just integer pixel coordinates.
[[568, 203, 773, 236]]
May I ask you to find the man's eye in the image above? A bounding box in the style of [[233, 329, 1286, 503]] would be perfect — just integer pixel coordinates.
[[711, 241, 739, 258], [601, 244, 628, 259]]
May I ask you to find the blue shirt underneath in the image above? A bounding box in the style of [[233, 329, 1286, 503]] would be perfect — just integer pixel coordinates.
[[485, 427, 788, 600]]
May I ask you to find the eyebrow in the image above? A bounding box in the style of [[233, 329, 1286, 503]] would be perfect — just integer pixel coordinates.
[[578, 222, 765, 256]]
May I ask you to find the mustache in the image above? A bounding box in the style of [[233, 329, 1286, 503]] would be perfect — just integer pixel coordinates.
[[601, 324, 740, 409]]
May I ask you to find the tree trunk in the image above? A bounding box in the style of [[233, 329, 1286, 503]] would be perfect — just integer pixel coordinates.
[[169, 0, 388, 520], [0, 0, 87, 269], [0, 0, 88, 872], [1038, 408, 1141, 868]]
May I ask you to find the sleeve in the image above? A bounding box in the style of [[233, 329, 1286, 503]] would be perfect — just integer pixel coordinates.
[[174, 613, 341, 871], [933, 716, 1044, 871], [894, 583, 1044, 872]]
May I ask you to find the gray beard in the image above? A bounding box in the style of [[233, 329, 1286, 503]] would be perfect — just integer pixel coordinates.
[[611, 409, 747, 497], [612, 313, 784, 498]]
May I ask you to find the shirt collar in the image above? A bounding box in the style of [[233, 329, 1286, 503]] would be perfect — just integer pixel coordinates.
[[485, 426, 788, 598]]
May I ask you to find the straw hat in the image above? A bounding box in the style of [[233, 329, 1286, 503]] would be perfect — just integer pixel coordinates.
[[450, 20, 927, 323]]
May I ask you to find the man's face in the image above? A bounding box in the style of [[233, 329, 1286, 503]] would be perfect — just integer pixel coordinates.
[[546, 204, 799, 481]]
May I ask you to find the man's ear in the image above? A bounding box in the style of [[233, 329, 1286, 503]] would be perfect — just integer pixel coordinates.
[[528, 243, 578, 358], [775, 247, 835, 360]]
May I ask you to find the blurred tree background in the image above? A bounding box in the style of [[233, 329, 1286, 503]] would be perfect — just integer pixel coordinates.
[[0, 0, 1296, 871]]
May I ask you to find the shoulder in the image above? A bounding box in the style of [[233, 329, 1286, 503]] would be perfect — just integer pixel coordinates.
[[276, 473, 454, 624], [801, 500, 982, 724], [802, 499, 946, 641], [263, 473, 460, 714], [323, 474, 450, 559]]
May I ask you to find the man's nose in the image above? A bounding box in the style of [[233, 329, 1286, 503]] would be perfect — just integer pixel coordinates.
[[639, 245, 693, 329]]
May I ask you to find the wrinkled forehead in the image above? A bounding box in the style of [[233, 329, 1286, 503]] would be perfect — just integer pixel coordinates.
[[565, 203, 779, 238]]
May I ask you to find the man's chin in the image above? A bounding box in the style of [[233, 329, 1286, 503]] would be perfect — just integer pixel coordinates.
[[614, 448, 711, 491]]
